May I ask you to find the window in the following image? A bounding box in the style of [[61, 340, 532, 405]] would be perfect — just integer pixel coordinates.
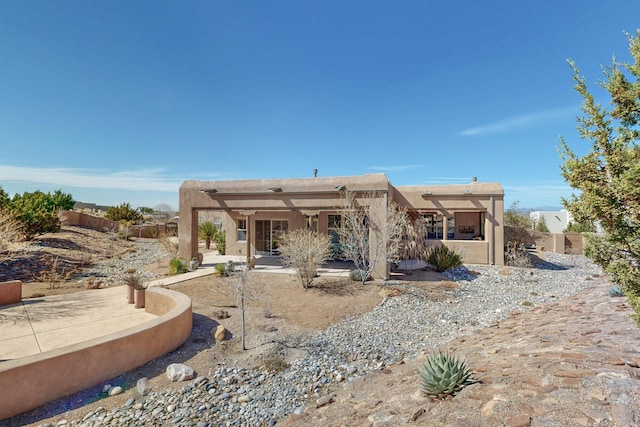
[[213, 217, 222, 231], [423, 214, 455, 239], [237, 219, 247, 241], [424, 214, 443, 239], [453, 212, 485, 240]]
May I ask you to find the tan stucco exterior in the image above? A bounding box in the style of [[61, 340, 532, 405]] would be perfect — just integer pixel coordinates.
[[179, 174, 504, 278]]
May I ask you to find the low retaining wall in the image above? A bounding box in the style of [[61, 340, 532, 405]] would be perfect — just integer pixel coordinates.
[[0, 280, 21, 306], [0, 287, 192, 420]]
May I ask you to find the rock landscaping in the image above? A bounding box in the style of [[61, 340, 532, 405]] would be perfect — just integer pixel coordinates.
[[6, 237, 639, 426]]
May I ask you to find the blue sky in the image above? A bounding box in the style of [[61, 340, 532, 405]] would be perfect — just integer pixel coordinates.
[[1, 1, 639, 212]]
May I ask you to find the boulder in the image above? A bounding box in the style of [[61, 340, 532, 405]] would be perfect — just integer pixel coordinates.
[[166, 363, 195, 382], [214, 324, 227, 341], [136, 377, 150, 395]]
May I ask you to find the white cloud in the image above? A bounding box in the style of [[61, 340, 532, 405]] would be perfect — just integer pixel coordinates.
[[460, 106, 577, 136], [0, 165, 183, 193]]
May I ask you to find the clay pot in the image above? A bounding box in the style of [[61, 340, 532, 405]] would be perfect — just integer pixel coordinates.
[[135, 289, 146, 309], [127, 286, 135, 304]]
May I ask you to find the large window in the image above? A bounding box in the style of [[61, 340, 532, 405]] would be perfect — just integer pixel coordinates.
[[453, 212, 485, 240], [237, 219, 247, 241]]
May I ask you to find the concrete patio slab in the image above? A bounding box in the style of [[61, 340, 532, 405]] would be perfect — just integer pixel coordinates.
[[0, 250, 351, 363]]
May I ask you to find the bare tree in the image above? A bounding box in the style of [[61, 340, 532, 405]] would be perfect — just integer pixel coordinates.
[[279, 228, 333, 288], [338, 191, 407, 284], [400, 216, 428, 273], [154, 203, 175, 224], [158, 236, 179, 259], [0, 209, 23, 260], [214, 262, 264, 350]]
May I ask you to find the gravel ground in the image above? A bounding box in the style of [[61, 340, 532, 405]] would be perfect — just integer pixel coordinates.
[[18, 251, 605, 427], [82, 240, 168, 286]]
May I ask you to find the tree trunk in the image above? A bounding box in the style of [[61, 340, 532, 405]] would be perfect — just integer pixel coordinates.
[[206, 237, 211, 249], [241, 295, 246, 350]]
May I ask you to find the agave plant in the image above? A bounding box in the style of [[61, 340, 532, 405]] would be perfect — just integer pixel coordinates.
[[420, 352, 478, 398], [609, 285, 624, 297]]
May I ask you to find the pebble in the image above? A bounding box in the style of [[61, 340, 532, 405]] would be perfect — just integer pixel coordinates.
[[34, 253, 611, 426]]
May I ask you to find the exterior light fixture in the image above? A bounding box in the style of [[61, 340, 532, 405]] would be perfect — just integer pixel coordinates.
[[335, 185, 346, 191], [464, 190, 472, 195], [201, 189, 217, 193], [268, 187, 283, 192], [423, 189, 432, 195]]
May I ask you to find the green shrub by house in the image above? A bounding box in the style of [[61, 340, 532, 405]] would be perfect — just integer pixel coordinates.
[[425, 245, 463, 272], [169, 257, 188, 275]]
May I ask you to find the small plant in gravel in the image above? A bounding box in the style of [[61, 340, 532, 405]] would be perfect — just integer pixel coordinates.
[[349, 268, 370, 282], [609, 285, 624, 297], [420, 351, 478, 398], [424, 245, 463, 272], [260, 356, 289, 372], [169, 257, 188, 275], [37, 256, 76, 289], [504, 241, 533, 268], [123, 273, 146, 290]]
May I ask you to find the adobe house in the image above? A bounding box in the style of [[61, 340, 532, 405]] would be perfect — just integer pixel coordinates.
[[178, 173, 504, 279]]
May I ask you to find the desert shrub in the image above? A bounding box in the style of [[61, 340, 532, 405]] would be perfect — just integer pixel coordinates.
[[10, 189, 74, 239], [424, 245, 463, 272], [169, 257, 188, 275], [260, 356, 289, 372], [105, 203, 143, 222], [278, 228, 332, 288], [0, 208, 23, 255], [212, 309, 230, 319], [349, 269, 370, 282], [212, 230, 226, 255], [420, 352, 478, 398], [143, 227, 159, 238], [609, 285, 624, 297], [504, 241, 533, 268], [198, 221, 217, 249], [123, 273, 146, 290], [214, 262, 230, 277], [37, 256, 76, 289], [159, 236, 179, 259]]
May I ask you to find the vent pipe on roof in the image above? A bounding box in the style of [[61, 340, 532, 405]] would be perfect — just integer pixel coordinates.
[[313, 168, 318, 177]]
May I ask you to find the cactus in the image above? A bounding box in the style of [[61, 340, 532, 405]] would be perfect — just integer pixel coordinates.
[[609, 285, 624, 297], [420, 352, 478, 398]]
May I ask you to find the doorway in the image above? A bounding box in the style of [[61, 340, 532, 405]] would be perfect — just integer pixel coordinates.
[[255, 220, 289, 255]]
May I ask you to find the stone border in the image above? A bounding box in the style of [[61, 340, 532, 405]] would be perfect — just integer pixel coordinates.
[[0, 287, 192, 420]]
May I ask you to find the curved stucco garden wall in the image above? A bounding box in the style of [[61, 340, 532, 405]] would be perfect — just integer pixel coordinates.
[[0, 287, 192, 420]]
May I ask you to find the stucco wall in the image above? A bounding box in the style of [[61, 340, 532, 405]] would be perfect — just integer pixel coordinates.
[[0, 280, 22, 306], [59, 211, 167, 237], [0, 287, 192, 420]]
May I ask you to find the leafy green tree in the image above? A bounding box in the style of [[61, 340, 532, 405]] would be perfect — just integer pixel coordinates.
[[105, 203, 143, 222], [198, 221, 217, 249], [564, 221, 596, 233], [0, 187, 11, 208], [559, 30, 640, 321], [534, 215, 549, 233], [9, 190, 75, 239]]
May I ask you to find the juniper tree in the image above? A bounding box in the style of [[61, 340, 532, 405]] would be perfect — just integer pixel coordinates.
[[559, 30, 640, 321]]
